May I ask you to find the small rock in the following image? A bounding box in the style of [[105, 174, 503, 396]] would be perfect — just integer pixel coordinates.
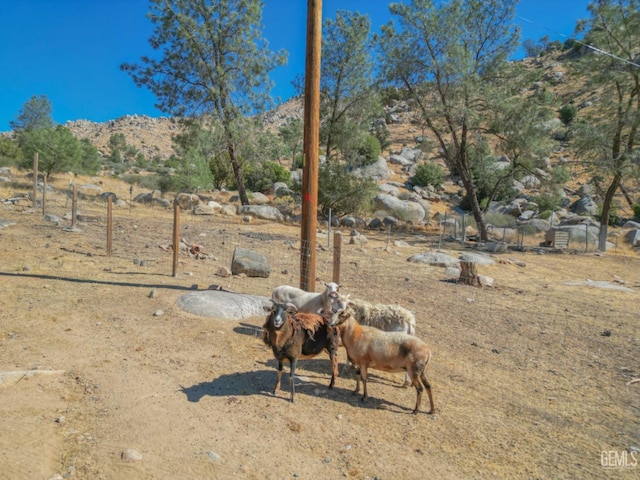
[[55, 415, 66, 424], [121, 449, 143, 462], [148, 289, 158, 298], [215, 266, 232, 277], [207, 451, 220, 462], [601, 329, 612, 337], [153, 310, 164, 317]]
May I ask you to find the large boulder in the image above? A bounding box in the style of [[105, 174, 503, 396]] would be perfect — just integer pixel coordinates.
[[625, 229, 640, 247], [373, 194, 425, 224], [236, 205, 284, 222], [407, 252, 460, 267], [174, 193, 202, 211], [249, 192, 270, 205], [350, 156, 391, 181], [570, 194, 599, 216], [231, 247, 271, 278]]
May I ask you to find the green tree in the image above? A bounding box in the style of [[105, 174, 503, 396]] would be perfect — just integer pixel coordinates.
[[20, 126, 82, 179], [10, 95, 54, 133], [171, 118, 220, 191], [79, 138, 101, 175], [122, 0, 286, 205], [481, 61, 555, 208], [108, 133, 127, 163], [278, 118, 303, 170], [572, 0, 640, 251], [297, 161, 376, 218], [0, 136, 23, 167], [320, 10, 380, 162], [376, 0, 522, 240]]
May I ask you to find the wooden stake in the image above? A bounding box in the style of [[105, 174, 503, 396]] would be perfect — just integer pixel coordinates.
[[32, 152, 38, 210], [332, 231, 342, 284], [172, 203, 180, 277], [71, 184, 78, 230], [107, 196, 113, 256]]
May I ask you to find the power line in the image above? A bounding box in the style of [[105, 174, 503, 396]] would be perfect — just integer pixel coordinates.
[[517, 15, 640, 69]]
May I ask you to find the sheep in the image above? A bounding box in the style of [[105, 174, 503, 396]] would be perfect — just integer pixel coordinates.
[[262, 301, 340, 403], [271, 281, 340, 316], [329, 308, 435, 415], [330, 293, 416, 386]]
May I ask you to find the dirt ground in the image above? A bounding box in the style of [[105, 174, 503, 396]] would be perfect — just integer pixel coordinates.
[[1, 175, 639, 480]]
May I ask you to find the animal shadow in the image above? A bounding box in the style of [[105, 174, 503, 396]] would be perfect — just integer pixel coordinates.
[[179, 369, 275, 403]]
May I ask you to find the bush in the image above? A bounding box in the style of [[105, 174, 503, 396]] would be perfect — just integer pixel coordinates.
[[244, 161, 290, 193], [633, 203, 640, 220], [550, 166, 571, 185], [410, 162, 445, 190], [559, 104, 577, 125], [355, 134, 381, 167], [531, 190, 564, 213], [292, 161, 376, 218]]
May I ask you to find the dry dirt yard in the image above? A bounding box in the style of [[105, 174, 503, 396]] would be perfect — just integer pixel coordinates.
[[1, 175, 639, 480]]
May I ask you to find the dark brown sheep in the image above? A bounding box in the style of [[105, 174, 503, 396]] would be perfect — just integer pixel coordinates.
[[262, 302, 339, 403]]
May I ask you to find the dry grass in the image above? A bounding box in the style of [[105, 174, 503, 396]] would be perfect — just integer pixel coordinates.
[[1, 173, 639, 479]]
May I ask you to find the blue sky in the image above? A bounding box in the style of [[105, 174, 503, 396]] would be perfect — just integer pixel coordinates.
[[0, 0, 591, 132]]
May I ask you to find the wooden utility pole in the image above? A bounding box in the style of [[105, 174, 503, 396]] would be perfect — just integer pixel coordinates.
[[300, 0, 322, 292]]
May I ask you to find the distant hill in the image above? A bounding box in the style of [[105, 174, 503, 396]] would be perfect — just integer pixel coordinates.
[[65, 115, 181, 161]]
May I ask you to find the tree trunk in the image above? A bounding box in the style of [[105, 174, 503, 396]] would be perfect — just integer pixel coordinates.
[[459, 172, 488, 241], [598, 173, 621, 252], [459, 261, 479, 286], [228, 142, 249, 205]]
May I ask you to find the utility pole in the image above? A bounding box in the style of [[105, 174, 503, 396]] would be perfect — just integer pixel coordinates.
[[300, 0, 322, 292]]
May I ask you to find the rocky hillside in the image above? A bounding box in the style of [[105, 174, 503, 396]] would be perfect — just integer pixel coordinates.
[[65, 115, 181, 161]]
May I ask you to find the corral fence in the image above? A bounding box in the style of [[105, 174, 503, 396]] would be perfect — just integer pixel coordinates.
[[433, 212, 612, 253]]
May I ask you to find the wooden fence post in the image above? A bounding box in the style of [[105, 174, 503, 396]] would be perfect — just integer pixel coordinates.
[[107, 196, 113, 256], [42, 175, 47, 216], [332, 231, 342, 284], [32, 152, 38, 209], [172, 203, 180, 277], [71, 184, 78, 230]]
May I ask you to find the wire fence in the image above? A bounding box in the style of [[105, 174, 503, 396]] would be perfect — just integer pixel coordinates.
[[24, 182, 624, 300]]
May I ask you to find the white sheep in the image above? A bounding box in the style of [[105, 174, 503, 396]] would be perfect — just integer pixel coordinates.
[[329, 308, 435, 415], [330, 293, 416, 386], [271, 281, 340, 316]]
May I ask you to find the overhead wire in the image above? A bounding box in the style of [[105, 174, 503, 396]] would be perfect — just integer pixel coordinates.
[[517, 14, 640, 69]]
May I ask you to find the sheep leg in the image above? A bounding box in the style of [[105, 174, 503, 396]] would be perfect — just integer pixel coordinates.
[[289, 358, 297, 403], [352, 365, 362, 395], [412, 378, 423, 415], [360, 365, 369, 402], [420, 371, 435, 414], [274, 360, 283, 395], [402, 372, 411, 388], [328, 350, 337, 389]]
